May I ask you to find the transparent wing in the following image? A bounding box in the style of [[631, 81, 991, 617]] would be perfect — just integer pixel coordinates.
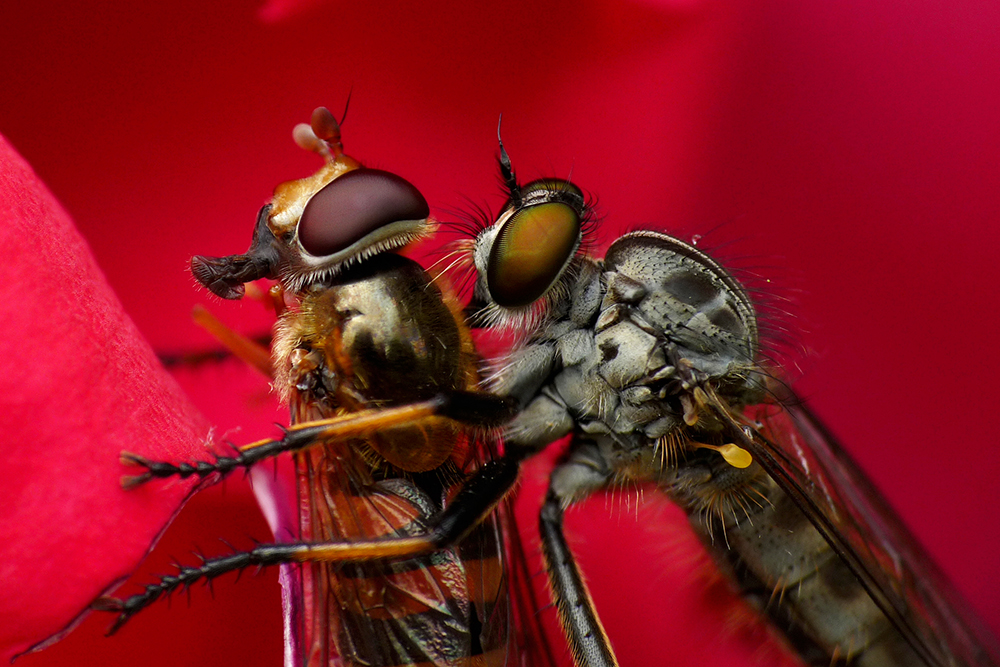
[[717, 388, 1000, 667], [494, 497, 562, 667], [290, 397, 495, 667], [288, 392, 562, 667]]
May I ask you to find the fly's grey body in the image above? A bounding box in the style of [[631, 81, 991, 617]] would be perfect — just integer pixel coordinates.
[[479, 230, 922, 665]]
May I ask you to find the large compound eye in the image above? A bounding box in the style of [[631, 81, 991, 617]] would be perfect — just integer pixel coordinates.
[[298, 168, 429, 257], [486, 181, 583, 307]]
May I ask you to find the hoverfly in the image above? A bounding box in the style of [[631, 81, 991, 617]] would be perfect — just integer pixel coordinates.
[[96, 108, 555, 667]]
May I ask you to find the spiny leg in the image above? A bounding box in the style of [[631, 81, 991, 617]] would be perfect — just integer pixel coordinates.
[[539, 440, 619, 667], [98, 444, 523, 634], [121, 391, 517, 487]]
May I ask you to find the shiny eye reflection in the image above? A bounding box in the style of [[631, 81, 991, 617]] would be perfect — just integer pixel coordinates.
[[486, 180, 585, 308], [298, 168, 429, 257]]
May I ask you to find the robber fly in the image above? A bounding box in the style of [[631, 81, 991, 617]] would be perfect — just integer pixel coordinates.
[[96, 108, 555, 667], [447, 135, 1000, 667]]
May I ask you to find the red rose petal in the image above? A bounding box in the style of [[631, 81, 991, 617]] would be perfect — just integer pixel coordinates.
[[1, 0, 999, 665], [0, 136, 211, 661]]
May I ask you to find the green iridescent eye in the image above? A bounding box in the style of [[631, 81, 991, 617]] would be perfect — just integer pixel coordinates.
[[486, 200, 581, 308]]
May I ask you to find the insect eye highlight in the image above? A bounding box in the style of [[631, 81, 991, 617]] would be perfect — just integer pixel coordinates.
[[486, 193, 582, 308], [298, 168, 429, 257]]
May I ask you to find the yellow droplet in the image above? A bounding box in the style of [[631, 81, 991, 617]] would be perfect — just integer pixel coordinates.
[[719, 443, 753, 469]]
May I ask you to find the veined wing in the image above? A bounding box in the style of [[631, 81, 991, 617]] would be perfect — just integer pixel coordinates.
[[290, 393, 555, 667], [493, 499, 562, 667], [717, 388, 1000, 667], [290, 399, 494, 666]]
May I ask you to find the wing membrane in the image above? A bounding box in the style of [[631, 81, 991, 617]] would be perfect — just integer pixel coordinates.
[[290, 395, 559, 667], [715, 389, 1000, 667], [291, 393, 479, 667]]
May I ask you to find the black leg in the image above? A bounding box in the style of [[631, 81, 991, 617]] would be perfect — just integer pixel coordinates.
[[538, 439, 619, 667], [96, 453, 522, 634], [121, 391, 516, 488], [539, 491, 619, 667]]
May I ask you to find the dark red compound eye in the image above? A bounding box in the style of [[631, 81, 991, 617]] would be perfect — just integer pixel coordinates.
[[298, 168, 429, 257]]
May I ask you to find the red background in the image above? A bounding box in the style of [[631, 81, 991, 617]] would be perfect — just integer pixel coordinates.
[[2, 0, 999, 665]]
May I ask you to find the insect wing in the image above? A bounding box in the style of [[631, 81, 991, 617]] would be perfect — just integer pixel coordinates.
[[289, 397, 496, 666], [294, 452, 469, 667], [733, 394, 1000, 667], [289, 390, 556, 667], [457, 488, 559, 667], [494, 499, 562, 667]]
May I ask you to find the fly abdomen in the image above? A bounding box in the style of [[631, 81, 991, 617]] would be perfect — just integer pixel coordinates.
[[674, 460, 919, 666]]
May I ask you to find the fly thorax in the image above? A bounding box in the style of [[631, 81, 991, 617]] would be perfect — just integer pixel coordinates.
[[283, 254, 466, 408], [601, 231, 760, 403], [537, 231, 762, 451]]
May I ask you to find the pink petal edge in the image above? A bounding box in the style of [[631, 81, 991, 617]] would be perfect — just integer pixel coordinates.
[[0, 135, 213, 661]]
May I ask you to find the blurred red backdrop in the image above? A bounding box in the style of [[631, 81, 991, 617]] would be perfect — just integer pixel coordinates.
[[2, 0, 999, 665]]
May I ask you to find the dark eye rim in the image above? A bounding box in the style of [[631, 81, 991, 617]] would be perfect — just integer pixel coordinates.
[[508, 178, 587, 214]]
